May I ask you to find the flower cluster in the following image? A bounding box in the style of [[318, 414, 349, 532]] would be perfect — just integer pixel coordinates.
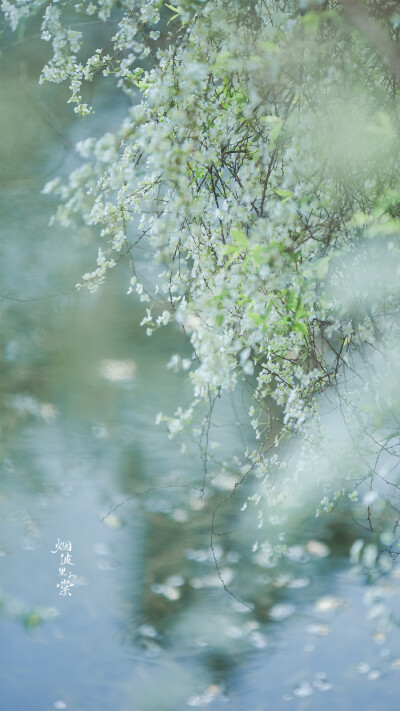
[[4, 0, 400, 539]]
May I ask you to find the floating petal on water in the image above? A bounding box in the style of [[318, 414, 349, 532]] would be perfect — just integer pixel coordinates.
[[306, 623, 331, 636], [138, 624, 158, 638], [269, 603, 295, 621], [98, 359, 136, 382], [314, 595, 345, 612], [293, 681, 313, 697], [103, 513, 123, 529], [313, 678, 333, 691], [306, 540, 330, 558], [249, 631, 268, 649], [287, 577, 310, 589], [356, 662, 371, 674]]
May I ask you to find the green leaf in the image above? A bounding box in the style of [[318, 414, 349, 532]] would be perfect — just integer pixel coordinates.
[[165, 3, 181, 13], [17, 19, 26, 40], [133, 80, 150, 90], [259, 41, 278, 52], [250, 245, 265, 265], [222, 244, 238, 255], [232, 228, 248, 250], [274, 189, 294, 199], [165, 3, 182, 24], [292, 321, 308, 336], [349, 212, 370, 228], [23, 612, 42, 628], [237, 292, 251, 305], [315, 255, 331, 280], [384, 431, 400, 443], [286, 289, 298, 312], [249, 312, 264, 326]]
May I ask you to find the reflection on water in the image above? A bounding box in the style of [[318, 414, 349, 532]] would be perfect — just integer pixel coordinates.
[[1, 29, 400, 711]]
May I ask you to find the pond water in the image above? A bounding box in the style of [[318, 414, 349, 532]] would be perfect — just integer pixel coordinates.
[[1, 27, 400, 711]]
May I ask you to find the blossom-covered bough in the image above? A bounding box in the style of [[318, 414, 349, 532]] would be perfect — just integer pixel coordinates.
[[3, 0, 400, 587]]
